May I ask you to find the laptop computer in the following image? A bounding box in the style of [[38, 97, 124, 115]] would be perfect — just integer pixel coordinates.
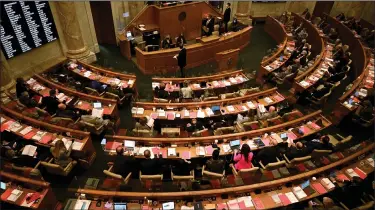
[[0, 182, 6, 192], [230, 139, 241, 150], [124, 140, 135, 150], [162, 202, 174, 210], [280, 133, 288, 141], [114, 203, 127, 210], [93, 102, 102, 109]]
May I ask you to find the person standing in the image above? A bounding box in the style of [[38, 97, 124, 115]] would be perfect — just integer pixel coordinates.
[[223, 3, 231, 32], [176, 44, 187, 78]]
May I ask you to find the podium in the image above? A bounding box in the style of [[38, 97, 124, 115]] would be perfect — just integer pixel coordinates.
[[215, 48, 240, 71]]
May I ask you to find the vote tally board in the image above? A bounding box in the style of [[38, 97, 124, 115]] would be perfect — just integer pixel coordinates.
[[0, 1, 58, 59]]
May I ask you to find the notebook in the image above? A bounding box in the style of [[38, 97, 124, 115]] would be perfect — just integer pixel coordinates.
[[21, 145, 37, 157], [285, 192, 298, 203], [292, 186, 307, 200], [278, 193, 291, 206], [312, 182, 327, 194]]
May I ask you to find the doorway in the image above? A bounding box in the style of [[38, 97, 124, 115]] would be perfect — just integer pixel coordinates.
[[90, 1, 117, 45], [313, 1, 334, 18]]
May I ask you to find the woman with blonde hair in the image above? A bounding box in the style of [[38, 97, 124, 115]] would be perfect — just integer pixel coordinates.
[[50, 139, 73, 167]]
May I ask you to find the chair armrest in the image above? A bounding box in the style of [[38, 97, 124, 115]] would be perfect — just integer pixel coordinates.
[[48, 158, 54, 163], [107, 162, 114, 166], [34, 161, 41, 169], [230, 164, 238, 176], [283, 154, 291, 164], [74, 117, 80, 124], [276, 157, 281, 162], [108, 165, 113, 172], [124, 172, 132, 183], [339, 202, 350, 210], [202, 165, 206, 176], [259, 161, 265, 169]]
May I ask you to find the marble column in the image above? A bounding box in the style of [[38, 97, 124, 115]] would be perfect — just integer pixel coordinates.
[[235, 1, 252, 26], [55, 2, 96, 63], [0, 53, 15, 93]]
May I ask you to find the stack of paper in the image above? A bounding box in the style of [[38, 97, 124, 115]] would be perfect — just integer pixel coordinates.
[[32, 131, 46, 141], [73, 200, 91, 210], [196, 146, 205, 156], [20, 126, 33, 135], [92, 108, 104, 118], [264, 97, 273, 104], [269, 192, 282, 204], [285, 192, 298, 203], [227, 199, 240, 210], [292, 186, 307, 200], [197, 110, 205, 118], [258, 104, 266, 113], [227, 105, 235, 112], [9, 122, 23, 132], [345, 168, 359, 178], [222, 144, 231, 153], [321, 178, 335, 190], [237, 196, 254, 208], [72, 141, 83, 150], [22, 145, 37, 157], [167, 148, 176, 156], [7, 189, 23, 202], [247, 101, 256, 109], [299, 81, 310, 87], [183, 109, 189, 117], [205, 108, 214, 116], [366, 158, 374, 167], [62, 138, 73, 150]]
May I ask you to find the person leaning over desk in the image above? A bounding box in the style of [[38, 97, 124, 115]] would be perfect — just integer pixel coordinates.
[[50, 139, 76, 168]]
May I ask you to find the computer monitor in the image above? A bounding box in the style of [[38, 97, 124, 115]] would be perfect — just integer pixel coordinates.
[[162, 202, 175, 210], [0, 182, 6, 190], [114, 203, 127, 210], [93, 102, 102, 109], [126, 31, 132, 38], [124, 140, 135, 149]]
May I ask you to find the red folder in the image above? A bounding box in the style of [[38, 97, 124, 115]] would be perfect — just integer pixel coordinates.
[[1, 120, 14, 132], [296, 163, 307, 172], [79, 102, 91, 110], [237, 201, 251, 210], [40, 134, 53, 144], [287, 132, 297, 141], [216, 203, 228, 210], [312, 182, 327, 194], [321, 156, 331, 165], [309, 122, 321, 130], [353, 167, 367, 179], [273, 95, 284, 102], [23, 130, 37, 140], [1, 188, 13, 201], [103, 107, 112, 115], [252, 198, 265, 209], [189, 111, 197, 118], [278, 194, 291, 206], [105, 142, 122, 150], [150, 113, 158, 119], [167, 112, 175, 120], [336, 173, 350, 182], [336, 152, 345, 159], [151, 147, 160, 155], [161, 149, 167, 158]]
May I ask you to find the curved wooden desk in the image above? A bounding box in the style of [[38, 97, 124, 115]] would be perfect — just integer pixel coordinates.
[[135, 26, 252, 74], [107, 110, 330, 144], [76, 61, 136, 81], [291, 13, 326, 93], [73, 142, 373, 200]]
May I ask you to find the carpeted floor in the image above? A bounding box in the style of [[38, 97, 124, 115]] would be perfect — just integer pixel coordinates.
[[42, 23, 373, 202]]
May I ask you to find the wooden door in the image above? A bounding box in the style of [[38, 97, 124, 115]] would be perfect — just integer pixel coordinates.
[[90, 1, 117, 45]]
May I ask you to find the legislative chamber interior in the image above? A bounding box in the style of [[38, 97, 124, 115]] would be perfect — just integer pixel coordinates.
[[0, 1, 374, 210]]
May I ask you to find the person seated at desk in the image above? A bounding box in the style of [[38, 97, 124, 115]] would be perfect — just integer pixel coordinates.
[[50, 139, 75, 168], [19, 91, 37, 108], [309, 82, 333, 101], [180, 83, 193, 99], [297, 50, 308, 66], [257, 105, 278, 121], [203, 14, 215, 36], [255, 138, 283, 166], [186, 118, 205, 132], [162, 35, 173, 49], [135, 117, 151, 131], [233, 144, 253, 170], [306, 134, 334, 153], [306, 197, 344, 210], [297, 28, 308, 41], [293, 23, 303, 35], [42, 89, 59, 115], [328, 28, 339, 42], [301, 8, 311, 20], [154, 83, 169, 99], [285, 142, 309, 160], [80, 115, 114, 130], [318, 15, 328, 29], [172, 159, 193, 176], [231, 18, 240, 32], [333, 39, 343, 52], [336, 13, 345, 21], [176, 33, 186, 47], [327, 71, 346, 84], [16, 78, 29, 98], [236, 109, 258, 123], [206, 149, 225, 174], [56, 103, 79, 121], [113, 146, 136, 177], [279, 11, 288, 24], [140, 149, 165, 175], [353, 100, 374, 123]]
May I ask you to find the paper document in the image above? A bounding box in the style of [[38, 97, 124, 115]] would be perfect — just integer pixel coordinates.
[[72, 141, 83, 150], [22, 145, 37, 156], [167, 148, 176, 156], [20, 126, 33, 135], [92, 108, 104, 118]]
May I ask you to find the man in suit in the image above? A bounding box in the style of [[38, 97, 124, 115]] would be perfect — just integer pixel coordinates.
[[186, 118, 205, 132], [223, 3, 231, 32], [41, 89, 59, 115], [285, 142, 309, 160], [204, 14, 215, 36], [140, 149, 165, 175], [306, 134, 334, 153], [56, 103, 79, 121], [177, 44, 187, 78], [112, 146, 136, 177]]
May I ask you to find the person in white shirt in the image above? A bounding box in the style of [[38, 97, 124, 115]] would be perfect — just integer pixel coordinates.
[[180, 83, 193, 99]]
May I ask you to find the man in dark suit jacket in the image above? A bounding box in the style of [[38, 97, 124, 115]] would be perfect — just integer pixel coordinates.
[[306, 135, 334, 153], [223, 3, 231, 32], [285, 142, 309, 160], [140, 149, 165, 175], [41, 89, 59, 115], [204, 14, 215, 36], [113, 146, 136, 177], [177, 44, 187, 78]]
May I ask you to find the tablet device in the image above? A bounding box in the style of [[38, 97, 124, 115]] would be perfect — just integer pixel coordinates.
[[0, 182, 6, 190], [230, 139, 241, 150], [93, 102, 102, 109], [162, 202, 174, 210], [114, 203, 127, 210], [280, 133, 287, 140]]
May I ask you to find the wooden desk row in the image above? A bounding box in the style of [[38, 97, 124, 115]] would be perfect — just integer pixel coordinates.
[[132, 88, 285, 120], [323, 13, 367, 78], [67, 61, 136, 90], [107, 110, 330, 145], [293, 43, 333, 93], [152, 69, 249, 93], [333, 56, 374, 122], [76, 60, 136, 81], [0, 171, 57, 210], [71, 142, 373, 206], [25, 77, 117, 118]]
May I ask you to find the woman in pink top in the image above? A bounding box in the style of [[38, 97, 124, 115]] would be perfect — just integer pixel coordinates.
[[233, 144, 253, 170]]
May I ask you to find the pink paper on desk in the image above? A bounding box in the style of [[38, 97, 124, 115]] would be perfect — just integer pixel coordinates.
[[228, 201, 240, 210], [336, 173, 350, 182], [182, 151, 191, 159], [273, 94, 284, 102], [309, 122, 321, 130], [287, 132, 297, 141], [151, 147, 160, 155], [237, 201, 251, 210], [312, 182, 327, 194], [103, 107, 112, 115], [218, 81, 225, 87], [278, 194, 291, 206], [121, 81, 128, 88], [151, 113, 158, 119], [189, 111, 197, 118], [216, 203, 228, 210], [161, 149, 167, 158], [167, 112, 175, 120], [205, 145, 213, 155], [299, 126, 312, 135], [252, 198, 265, 209], [353, 167, 367, 179], [40, 134, 53, 144], [261, 137, 270, 146]]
